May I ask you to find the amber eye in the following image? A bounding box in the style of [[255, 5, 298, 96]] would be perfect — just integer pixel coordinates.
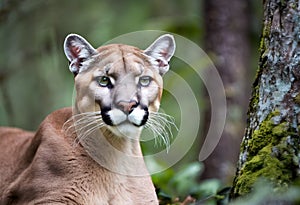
[[139, 76, 152, 87], [97, 76, 111, 87]]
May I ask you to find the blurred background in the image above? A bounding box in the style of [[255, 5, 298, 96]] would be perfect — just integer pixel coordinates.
[[0, 0, 262, 202]]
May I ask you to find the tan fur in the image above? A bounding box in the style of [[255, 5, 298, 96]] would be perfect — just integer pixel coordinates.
[[0, 34, 175, 204], [0, 108, 157, 204]]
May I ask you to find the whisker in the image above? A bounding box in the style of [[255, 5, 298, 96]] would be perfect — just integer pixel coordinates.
[[74, 117, 103, 142], [63, 110, 176, 152], [62, 111, 104, 146], [63, 111, 101, 133], [74, 119, 102, 134], [145, 111, 177, 152], [147, 119, 169, 145], [71, 111, 101, 117], [65, 117, 100, 136], [75, 122, 105, 146], [149, 112, 177, 130], [64, 112, 99, 126]]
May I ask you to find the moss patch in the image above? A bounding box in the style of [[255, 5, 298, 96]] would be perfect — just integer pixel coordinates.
[[294, 93, 300, 105], [259, 20, 271, 56], [233, 111, 298, 196]]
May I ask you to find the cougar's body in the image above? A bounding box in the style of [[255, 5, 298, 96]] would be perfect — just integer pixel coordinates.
[[0, 34, 175, 204], [0, 108, 155, 204]]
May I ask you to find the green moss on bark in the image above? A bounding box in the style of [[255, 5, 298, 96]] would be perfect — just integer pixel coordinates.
[[233, 111, 297, 196], [231, 0, 300, 199], [259, 21, 271, 56]]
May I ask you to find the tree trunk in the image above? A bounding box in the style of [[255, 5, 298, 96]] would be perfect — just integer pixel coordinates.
[[231, 0, 300, 198], [201, 0, 251, 183]]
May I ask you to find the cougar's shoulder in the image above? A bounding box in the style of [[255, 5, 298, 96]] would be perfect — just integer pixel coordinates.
[[0, 126, 35, 196], [0, 107, 95, 204]]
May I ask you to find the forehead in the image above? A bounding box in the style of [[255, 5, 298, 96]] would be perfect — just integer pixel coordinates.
[[91, 44, 153, 77]]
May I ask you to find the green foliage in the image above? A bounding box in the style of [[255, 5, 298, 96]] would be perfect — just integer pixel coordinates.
[[151, 161, 225, 204], [153, 171, 300, 205], [155, 176, 300, 205], [231, 179, 300, 205]]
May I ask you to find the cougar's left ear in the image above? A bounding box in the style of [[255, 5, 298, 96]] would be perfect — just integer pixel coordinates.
[[144, 34, 176, 75], [64, 34, 97, 75]]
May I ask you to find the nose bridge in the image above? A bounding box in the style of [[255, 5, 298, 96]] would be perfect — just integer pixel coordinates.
[[114, 76, 138, 104]]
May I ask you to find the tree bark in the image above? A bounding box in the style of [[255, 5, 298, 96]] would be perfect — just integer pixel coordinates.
[[231, 0, 300, 198], [201, 0, 251, 183]]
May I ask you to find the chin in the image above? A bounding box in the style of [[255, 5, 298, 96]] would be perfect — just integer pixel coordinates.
[[108, 122, 143, 139]]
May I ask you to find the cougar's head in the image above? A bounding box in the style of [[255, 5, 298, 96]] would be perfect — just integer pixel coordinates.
[[64, 34, 175, 138]]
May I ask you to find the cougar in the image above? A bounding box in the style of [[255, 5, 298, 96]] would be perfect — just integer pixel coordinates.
[[0, 33, 176, 204]]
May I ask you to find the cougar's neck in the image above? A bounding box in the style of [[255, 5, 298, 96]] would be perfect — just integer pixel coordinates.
[[72, 108, 149, 177], [101, 127, 143, 156]]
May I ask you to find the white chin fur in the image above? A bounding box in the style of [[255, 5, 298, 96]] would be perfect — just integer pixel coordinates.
[[108, 123, 142, 138]]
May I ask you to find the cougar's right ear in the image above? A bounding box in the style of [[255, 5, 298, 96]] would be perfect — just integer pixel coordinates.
[[144, 34, 176, 76], [64, 34, 97, 75]]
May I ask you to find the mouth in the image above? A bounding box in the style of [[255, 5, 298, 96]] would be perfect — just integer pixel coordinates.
[[100, 107, 149, 137]]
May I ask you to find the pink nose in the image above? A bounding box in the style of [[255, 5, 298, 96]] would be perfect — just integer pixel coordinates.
[[117, 100, 138, 113]]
